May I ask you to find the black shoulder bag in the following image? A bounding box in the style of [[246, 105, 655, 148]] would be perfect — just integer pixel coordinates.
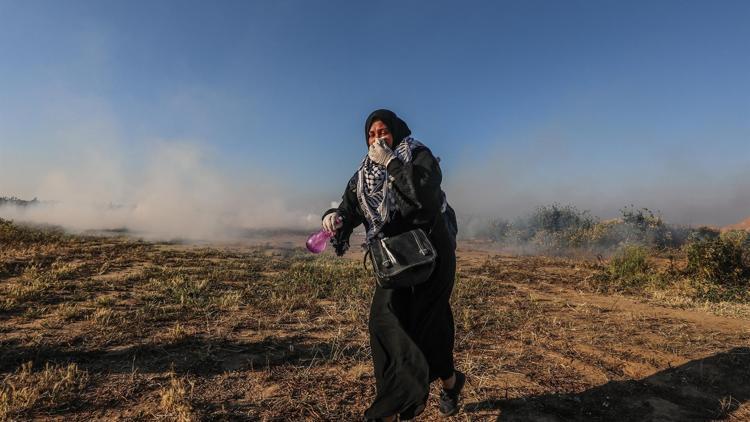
[[363, 223, 438, 289]]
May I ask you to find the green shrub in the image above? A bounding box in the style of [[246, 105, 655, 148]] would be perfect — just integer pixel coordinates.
[[481, 204, 731, 253], [620, 206, 662, 231], [509, 204, 597, 251], [606, 245, 650, 290], [609, 245, 649, 277], [685, 231, 749, 285], [528, 203, 595, 235], [619, 206, 679, 248]]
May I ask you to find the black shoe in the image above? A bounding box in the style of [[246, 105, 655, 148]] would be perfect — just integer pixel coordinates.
[[438, 370, 466, 417], [400, 400, 426, 421]]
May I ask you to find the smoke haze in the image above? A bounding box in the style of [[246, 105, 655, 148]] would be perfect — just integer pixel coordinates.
[[443, 131, 750, 235], [1, 138, 327, 240], [3, 117, 749, 240]]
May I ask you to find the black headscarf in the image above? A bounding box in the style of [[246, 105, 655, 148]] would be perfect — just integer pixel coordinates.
[[364, 109, 411, 149]]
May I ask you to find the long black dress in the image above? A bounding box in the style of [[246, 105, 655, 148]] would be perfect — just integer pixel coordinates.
[[322, 143, 457, 419]]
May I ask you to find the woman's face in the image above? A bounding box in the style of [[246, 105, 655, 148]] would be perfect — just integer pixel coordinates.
[[368, 120, 394, 148]]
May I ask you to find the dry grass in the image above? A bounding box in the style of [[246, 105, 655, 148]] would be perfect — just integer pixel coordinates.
[[0, 361, 89, 420], [157, 373, 197, 422], [0, 219, 749, 420]]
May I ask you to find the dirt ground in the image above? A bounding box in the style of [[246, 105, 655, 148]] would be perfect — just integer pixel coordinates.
[[1, 232, 749, 421]]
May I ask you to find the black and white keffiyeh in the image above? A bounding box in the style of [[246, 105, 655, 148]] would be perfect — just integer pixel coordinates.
[[357, 137, 425, 242]]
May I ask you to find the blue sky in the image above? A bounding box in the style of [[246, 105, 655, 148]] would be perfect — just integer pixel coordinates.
[[1, 0, 749, 227]]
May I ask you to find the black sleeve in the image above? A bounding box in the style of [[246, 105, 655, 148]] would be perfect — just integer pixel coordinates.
[[385, 147, 443, 220], [322, 173, 364, 256]]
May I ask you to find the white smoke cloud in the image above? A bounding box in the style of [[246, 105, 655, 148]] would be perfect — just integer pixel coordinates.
[[0, 137, 323, 240]]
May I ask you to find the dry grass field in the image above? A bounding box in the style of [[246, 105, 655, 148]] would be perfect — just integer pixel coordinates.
[[1, 221, 749, 421]]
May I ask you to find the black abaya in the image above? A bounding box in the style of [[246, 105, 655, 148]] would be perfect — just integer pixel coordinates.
[[322, 140, 457, 419]]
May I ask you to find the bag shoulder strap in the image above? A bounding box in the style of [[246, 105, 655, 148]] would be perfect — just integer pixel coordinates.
[[363, 248, 372, 271]]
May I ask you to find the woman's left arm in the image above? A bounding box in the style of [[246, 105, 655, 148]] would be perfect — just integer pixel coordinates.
[[386, 147, 443, 220]]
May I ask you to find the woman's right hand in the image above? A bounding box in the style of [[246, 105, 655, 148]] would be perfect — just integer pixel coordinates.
[[322, 212, 343, 233]]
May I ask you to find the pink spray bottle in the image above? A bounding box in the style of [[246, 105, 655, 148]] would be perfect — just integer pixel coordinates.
[[305, 216, 342, 254]]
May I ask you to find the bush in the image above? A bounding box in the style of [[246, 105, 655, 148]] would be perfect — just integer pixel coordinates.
[[487, 218, 512, 242], [477, 204, 742, 255], [514, 204, 597, 250], [620, 206, 662, 231], [618, 206, 675, 248], [687, 226, 721, 242], [528, 204, 595, 234], [685, 231, 750, 285], [0, 218, 66, 245], [607, 245, 650, 289], [585, 220, 632, 249]]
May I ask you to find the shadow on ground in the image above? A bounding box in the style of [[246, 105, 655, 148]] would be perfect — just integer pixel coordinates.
[[0, 334, 360, 375], [466, 347, 750, 421]]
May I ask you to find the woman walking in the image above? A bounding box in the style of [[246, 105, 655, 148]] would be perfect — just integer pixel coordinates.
[[321, 109, 463, 421]]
